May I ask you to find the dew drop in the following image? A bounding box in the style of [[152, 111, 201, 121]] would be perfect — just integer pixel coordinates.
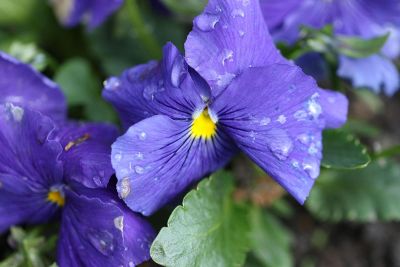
[[265, 128, 293, 160], [238, 30, 245, 37], [104, 77, 121, 91], [135, 152, 144, 160], [113, 216, 124, 232], [260, 117, 271, 126], [221, 49, 234, 66], [277, 115, 287, 124], [294, 110, 308, 121], [231, 9, 245, 18], [114, 153, 122, 162], [194, 13, 220, 31], [118, 178, 131, 199], [87, 230, 115, 256], [135, 166, 145, 174], [302, 159, 320, 179], [138, 132, 147, 140], [297, 133, 310, 145]]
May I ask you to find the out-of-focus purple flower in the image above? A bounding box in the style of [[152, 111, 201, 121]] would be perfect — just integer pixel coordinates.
[[103, 0, 349, 216], [0, 52, 155, 267], [260, 0, 400, 95], [50, 0, 124, 29]]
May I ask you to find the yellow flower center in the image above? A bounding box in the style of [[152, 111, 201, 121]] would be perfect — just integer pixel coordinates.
[[47, 190, 65, 207], [191, 108, 217, 140]]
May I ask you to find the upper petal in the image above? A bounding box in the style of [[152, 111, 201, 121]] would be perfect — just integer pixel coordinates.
[[211, 64, 348, 203], [0, 104, 64, 232], [52, 122, 119, 189], [103, 43, 210, 130], [112, 115, 236, 215], [58, 185, 155, 267], [0, 52, 67, 121], [185, 0, 283, 95]]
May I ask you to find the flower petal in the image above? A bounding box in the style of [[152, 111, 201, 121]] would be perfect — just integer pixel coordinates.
[[259, 0, 302, 30], [318, 89, 348, 129], [338, 55, 400, 96], [52, 122, 119, 189], [52, 0, 124, 29], [112, 115, 236, 215], [185, 0, 283, 95], [0, 52, 67, 121], [58, 186, 155, 267], [0, 104, 63, 232], [103, 43, 210, 129], [211, 64, 347, 203]]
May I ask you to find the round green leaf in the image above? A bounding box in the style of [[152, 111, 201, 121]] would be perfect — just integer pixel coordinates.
[[151, 172, 250, 267]]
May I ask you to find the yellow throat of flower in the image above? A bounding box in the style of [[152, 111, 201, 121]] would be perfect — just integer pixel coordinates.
[[47, 190, 65, 207], [191, 108, 217, 140]]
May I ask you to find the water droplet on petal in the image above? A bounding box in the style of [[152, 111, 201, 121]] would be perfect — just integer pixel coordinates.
[[114, 153, 122, 162], [297, 133, 310, 145], [135, 166, 145, 174], [260, 117, 271, 126], [266, 129, 293, 160], [221, 49, 234, 66], [308, 143, 319, 155], [195, 13, 220, 31], [129, 262, 135, 267], [277, 115, 287, 124], [231, 9, 245, 18], [104, 77, 121, 91], [302, 159, 320, 179], [135, 152, 144, 160], [118, 178, 131, 199], [114, 216, 124, 232], [238, 30, 245, 37], [294, 110, 308, 121], [87, 230, 115, 256], [138, 132, 147, 140]]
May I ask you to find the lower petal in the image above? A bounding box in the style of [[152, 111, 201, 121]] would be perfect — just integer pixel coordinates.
[[58, 186, 155, 267], [112, 115, 236, 216]]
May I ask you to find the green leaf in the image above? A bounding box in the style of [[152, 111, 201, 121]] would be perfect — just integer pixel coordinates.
[[54, 58, 117, 122], [54, 58, 98, 106], [0, 0, 36, 25], [8, 42, 50, 71], [248, 207, 293, 267], [307, 160, 400, 222], [161, 0, 207, 17], [336, 33, 389, 58], [322, 130, 371, 169], [151, 172, 250, 267]]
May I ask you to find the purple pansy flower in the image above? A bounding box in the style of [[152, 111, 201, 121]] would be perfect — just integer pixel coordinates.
[[103, 0, 348, 216], [50, 0, 124, 29], [0, 52, 155, 267], [260, 0, 400, 95]]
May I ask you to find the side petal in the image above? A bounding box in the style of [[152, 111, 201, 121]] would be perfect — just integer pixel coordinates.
[[338, 55, 400, 96], [318, 89, 348, 129], [112, 115, 236, 216], [103, 43, 209, 129], [52, 122, 119, 188], [58, 186, 155, 267], [185, 0, 283, 95], [0, 105, 64, 232], [0, 52, 67, 121], [211, 65, 348, 204]]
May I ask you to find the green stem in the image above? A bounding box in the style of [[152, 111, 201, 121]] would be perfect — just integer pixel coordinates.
[[127, 0, 161, 58]]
